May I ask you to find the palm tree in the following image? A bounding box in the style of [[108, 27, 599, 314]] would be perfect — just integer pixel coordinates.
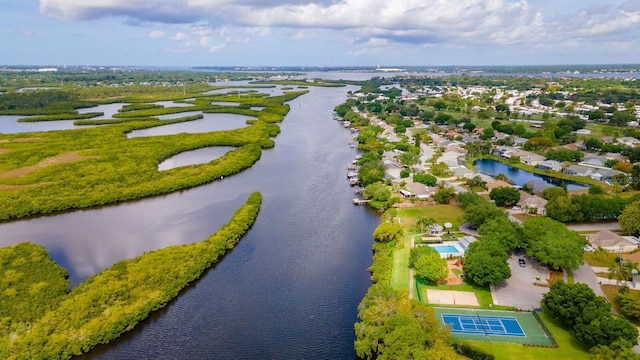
[[593, 246, 609, 261], [416, 216, 436, 233], [608, 261, 637, 285]]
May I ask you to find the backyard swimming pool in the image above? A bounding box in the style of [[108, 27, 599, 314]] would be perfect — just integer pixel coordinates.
[[432, 245, 459, 254]]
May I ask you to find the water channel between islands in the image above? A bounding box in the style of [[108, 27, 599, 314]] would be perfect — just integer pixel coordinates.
[[0, 85, 380, 359]]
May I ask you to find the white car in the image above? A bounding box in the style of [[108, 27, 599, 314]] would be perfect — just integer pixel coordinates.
[[583, 245, 595, 252]]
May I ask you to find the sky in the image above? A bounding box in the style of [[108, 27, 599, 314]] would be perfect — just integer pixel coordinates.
[[1, 0, 639, 67]]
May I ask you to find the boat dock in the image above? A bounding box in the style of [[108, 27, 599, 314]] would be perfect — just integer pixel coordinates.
[[353, 198, 371, 205]]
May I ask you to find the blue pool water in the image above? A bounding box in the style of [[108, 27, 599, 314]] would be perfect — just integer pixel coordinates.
[[432, 245, 459, 254]]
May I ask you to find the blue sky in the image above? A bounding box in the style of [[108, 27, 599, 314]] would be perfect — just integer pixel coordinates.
[[1, 0, 639, 67]]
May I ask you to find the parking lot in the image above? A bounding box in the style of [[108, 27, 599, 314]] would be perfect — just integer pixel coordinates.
[[491, 255, 551, 310]]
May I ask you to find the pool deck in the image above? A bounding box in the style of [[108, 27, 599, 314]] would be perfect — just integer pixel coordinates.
[[429, 242, 466, 258]]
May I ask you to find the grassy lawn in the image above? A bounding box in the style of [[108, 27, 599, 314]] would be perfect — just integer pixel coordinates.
[[583, 251, 618, 268], [397, 205, 465, 232], [601, 284, 640, 327], [391, 232, 412, 290], [469, 311, 590, 360]]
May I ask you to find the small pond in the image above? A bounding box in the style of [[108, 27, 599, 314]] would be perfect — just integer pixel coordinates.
[[158, 146, 237, 170], [475, 159, 588, 190], [77, 103, 128, 120], [127, 113, 252, 138]]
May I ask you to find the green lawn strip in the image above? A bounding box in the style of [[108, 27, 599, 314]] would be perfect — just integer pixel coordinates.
[[390, 231, 411, 290], [466, 312, 590, 360]]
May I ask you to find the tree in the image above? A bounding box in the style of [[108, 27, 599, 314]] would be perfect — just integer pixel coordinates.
[[542, 186, 567, 201], [590, 340, 640, 360], [542, 281, 609, 326], [619, 200, 640, 236], [358, 160, 386, 187], [373, 222, 404, 243], [434, 188, 454, 204], [616, 286, 640, 320], [608, 262, 638, 285], [574, 313, 639, 348], [416, 216, 436, 233], [489, 187, 521, 207], [456, 191, 483, 208], [354, 285, 456, 359], [463, 201, 507, 228], [478, 217, 523, 251], [522, 218, 584, 270], [465, 175, 487, 190], [463, 240, 511, 286], [545, 195, 582, 222], [413, 172, 437, 186], [413, 249, 449, 283]]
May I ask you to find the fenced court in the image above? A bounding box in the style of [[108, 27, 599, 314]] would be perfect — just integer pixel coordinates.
[[433, 307, 554, 346]]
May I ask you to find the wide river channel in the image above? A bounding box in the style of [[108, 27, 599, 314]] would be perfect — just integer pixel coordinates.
[[0, 85, 380, 359]]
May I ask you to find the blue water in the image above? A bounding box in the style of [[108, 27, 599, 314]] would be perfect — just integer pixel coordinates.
[[475, 159, 588, 190], [432, 245, 458, 254]]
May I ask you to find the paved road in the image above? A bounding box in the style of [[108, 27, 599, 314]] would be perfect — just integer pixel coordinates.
[[566, 222, 621, 232], [573, 263, 605, 298]]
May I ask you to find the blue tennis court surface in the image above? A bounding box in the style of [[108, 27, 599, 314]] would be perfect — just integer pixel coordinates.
[[442, 314, 525, 337]]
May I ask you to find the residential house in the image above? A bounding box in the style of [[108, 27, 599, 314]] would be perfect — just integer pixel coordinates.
[[617, 137, 640, 147], [487, 180, 514, 191], [517, 191, 548, 215], [520, 153, 545, 166], [589, 168, 625, 182], [581, 155, 608, 168], [587, 230, 639, 253], [405, 182, 437, 200], [564, 165, 594, 177], [535, 160, 563, 172], [513, 137, 528, 147]]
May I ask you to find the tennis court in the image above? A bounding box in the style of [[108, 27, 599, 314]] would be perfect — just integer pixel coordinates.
[[442, 314, 525, 337], [433, 307, 554, 345]]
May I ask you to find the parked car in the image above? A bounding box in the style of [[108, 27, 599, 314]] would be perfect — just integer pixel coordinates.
[[518, 258, 526, 267], [584, 245, 595, 252]]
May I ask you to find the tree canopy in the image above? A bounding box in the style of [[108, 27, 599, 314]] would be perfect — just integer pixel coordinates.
[[489, 187, 521, 207], [463, 240, 511, 286], [619, 200, 640, 236], [522, 218, 584, 270]]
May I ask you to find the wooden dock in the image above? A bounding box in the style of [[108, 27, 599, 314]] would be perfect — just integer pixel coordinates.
[[353, 198, 371, 205]]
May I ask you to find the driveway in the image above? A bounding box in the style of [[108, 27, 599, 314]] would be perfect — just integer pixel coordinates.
[[573, 263, 605, 297], [491, 255, 550, 310]]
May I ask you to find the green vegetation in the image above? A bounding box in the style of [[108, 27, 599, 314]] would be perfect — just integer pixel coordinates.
[[0, 89, 307, 221], [543, 281, 638, 351], [619, 200, 640, 236], [1, 192, 262, 359]]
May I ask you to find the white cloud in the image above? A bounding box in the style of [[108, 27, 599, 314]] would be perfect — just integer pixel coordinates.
[[148, 30, 165, 38], [39, 0, 640, 54]]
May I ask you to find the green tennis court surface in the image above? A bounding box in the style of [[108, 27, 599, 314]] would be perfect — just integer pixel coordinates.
[[434, 307, 554, 345]]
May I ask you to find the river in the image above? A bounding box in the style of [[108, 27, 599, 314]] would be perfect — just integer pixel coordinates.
[[0, 85, 379, 359]]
